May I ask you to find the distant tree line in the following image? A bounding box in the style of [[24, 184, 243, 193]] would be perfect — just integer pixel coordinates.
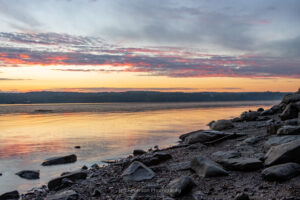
[[0, 91, 288, 104]]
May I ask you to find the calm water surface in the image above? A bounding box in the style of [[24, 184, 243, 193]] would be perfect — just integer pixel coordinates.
[[0, 101, 278, 194]]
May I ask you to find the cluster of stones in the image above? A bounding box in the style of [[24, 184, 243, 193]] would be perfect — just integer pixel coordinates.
[[1, 90, 300, 200]]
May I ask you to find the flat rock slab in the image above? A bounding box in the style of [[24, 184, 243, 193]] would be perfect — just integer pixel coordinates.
[[277, 125, 300, 135], [217, 158, 263, 171], [45, 190, 79, 200], [0, 190, 19, 200], [262, 162, 300, 182], [265, 139, 300, 166], [168, 161, 191, 171], [132, 152, 172, 166], [211, 151, 241, 159], [48, 170, 87, 191], [122, 161, 155, 182], [264, 135, 300, 151], [184, 130, 232, 144], [42, 154, 77, 166], [166, 176, 196, 198], [16, 170, 39, 180], [190, 156, 228, 177]]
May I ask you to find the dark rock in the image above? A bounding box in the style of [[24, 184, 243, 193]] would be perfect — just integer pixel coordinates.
[[264, 136, 300, 151], [133, 149, 146, 156], [91, 189, 101, 197], [0, 173, 2, 176], [240, 111, 260, 121], [74, 146, 80, 149], [179, 129, 204, 141], [0, 191, 19, 200], [132, 152, 172, 166], [187, 143, 206, 150], [16, 170, 39, 180], [42, 154, 77, 166], [257, 107, 264, 112], [217, 158, 263, 171], [280, 103, 299, 121], [284, 118, 299, 126], [90, 163, 100, 170], [260, 109, 274, 116], [184, 130, 232, 144], [45, 190, 78, 200], [121, 161, 155, 182], [256, 116, 271, 121], [190, 156, 228, 177], [265, 139, 300, 166], [277, 125, 300, 135], [267, 122, 283, 135], [207, 120, 215, 127], [232, 117, 242, 122], [48, 170, 87, 191], [241, 136, 260, 145], [234, 193, 250, 200], [262, 162, 300, 182], [131, 184, 161, 200], [271, 104, 283, 113], [281, 93, 300, 104], [166, 176, 196, 197], [210, 119, 234, 131], [211, 150, 241, 159], [81, 165, 88, 170], [192, 191, 207, 200]]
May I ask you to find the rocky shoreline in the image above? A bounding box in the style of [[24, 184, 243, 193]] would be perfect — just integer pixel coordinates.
[[1, 90, 300, 200]]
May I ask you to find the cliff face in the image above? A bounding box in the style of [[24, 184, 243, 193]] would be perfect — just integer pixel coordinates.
[[3, 90, 300, 200]]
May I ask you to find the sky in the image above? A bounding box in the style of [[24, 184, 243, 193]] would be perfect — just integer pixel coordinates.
[[0, 0, 299, 92]]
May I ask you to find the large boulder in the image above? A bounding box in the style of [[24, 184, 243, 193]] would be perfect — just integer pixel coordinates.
[[16, 170, 39, 180], [264, 135, 300, 151], [42, 154, 77, 166], [277, 125, 300, 135], [166, 176, 196, 197], [262, 162, 300, 182], [217, 158, 263, 171], [45, 190, 79, 200], [264, 139, 300, 166], [279, 103, 299, 121], [190, 156, 228, 177], [121, 161, 155, 182], [267, 121, 283, 135], [210, 119, 234, 131], [240, 111, 260, 121], [281, 93, 300, 104], [48, 170, 87, 191], [260, 109, 274, 116], [0, 191, 19, 200], [184, 130, 232, 144]]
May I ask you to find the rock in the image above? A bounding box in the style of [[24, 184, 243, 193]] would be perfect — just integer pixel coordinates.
[[179, 130, 204, 141], [256, 116, 271, 121], [0, 191, 19, 200], [184, 130, 232, 144], [42, 154, 77, 166], [241, 136, 260, 145], [133, 149, 146, 156], [74, 146, 80, 149], [234, 193, 250, 200], [267, 122, 283, 135], [240, 111, 259, 121], [262, 162, 300, 182], [90, 163, 100, 170], [211, 151, 241, 159], [192, 191, 207, 200], [264, 139, 300, 166], [210, 119, 234, 131], [190, 156, 228, 177], [48, 170, 87, 191], [81, 165, 88, 170], [271, 104, 283, 113], [122, 161, 155, 182], [232, 117, 242, 122], [277, 125, 300, 135], [260, 109, 274, 116], [0, 173, 2, 176], [132, 152, 172, 166], [284, 118, 299, 126], [257, 107, 264, 112], [280, 103, 299, 121], [264, 136, 300, 151], [217, 158, 263, 171], [131, 184, 161, 200], [166, 176, 196, 197], [16, 170, 39, 180], [168, 161, 191, 171], [187, 143, 206, 150], [45, 190, 78, 200], [281, 93, 300, 104]]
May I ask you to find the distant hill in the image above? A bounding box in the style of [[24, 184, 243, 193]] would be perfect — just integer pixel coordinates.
[[0, 91, 289, 104]]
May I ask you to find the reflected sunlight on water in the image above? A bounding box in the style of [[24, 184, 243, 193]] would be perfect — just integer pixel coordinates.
[[0, 101, 277, 193]]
